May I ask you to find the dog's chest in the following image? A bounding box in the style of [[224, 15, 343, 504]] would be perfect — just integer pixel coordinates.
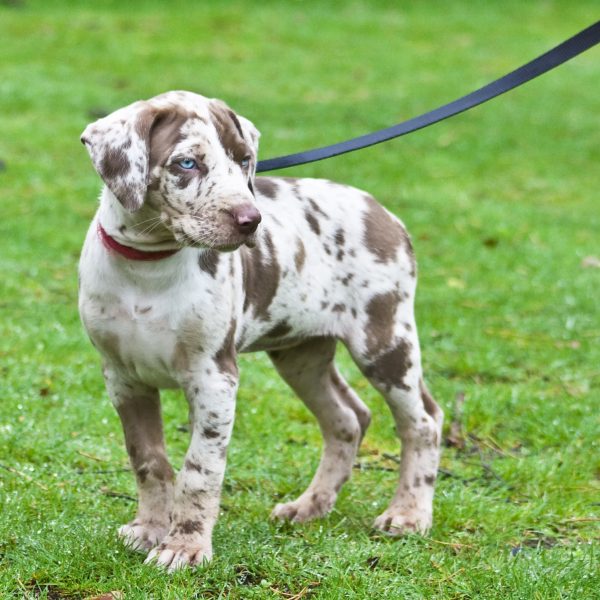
[[79, 247, 221, 388], [81, 286, 185, 387]]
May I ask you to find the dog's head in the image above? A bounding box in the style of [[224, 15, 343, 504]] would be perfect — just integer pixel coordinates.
[[81, 91, 261, 250]]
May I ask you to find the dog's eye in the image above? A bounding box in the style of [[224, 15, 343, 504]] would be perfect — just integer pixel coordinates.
[[240, 156, 251, 169], [177, 158, 198, 170]]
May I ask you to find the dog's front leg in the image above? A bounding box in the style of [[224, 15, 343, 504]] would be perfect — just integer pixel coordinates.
[[145, 358, 238, 571], [104, 367, 175, 552]]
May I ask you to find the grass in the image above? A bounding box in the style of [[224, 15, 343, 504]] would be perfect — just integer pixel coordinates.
[[0, 0, 599, 597]]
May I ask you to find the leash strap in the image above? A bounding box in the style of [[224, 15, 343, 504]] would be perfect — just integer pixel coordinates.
[[256, 21, 600, 173]]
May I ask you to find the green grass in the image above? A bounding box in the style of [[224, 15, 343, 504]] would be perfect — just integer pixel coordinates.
[[1, 0, 599, 597]]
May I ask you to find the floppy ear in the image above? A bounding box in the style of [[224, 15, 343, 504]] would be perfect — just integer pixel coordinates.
[[80, 101, 159, 212]]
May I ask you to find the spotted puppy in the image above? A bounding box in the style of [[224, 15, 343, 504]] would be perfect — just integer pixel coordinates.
[[78, 90, 443, 571]]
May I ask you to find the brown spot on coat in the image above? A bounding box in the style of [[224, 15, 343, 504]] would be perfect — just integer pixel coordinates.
[[305, 210, 320, 235], [255, 177, 278, 199], [241, 231, 280, 319], [424, 474, 436, 486], [294, 239, 306, 272], [214, 319, 238, 377], [148, 109, 195, 172], [199, 250, 220, 277], [419, 378, 441, 420], [364, 339, 412, 391], [185, 459, 203, 473], [100, 146, 130, 180], [209, 101, 250, 163], [362, 195, 415, 273], [177, 520, 204, 535], [365, 290, 402, 357], [227, 109, 244, 137], [266, 321, 293, 337], [307, 198, 328, 218]]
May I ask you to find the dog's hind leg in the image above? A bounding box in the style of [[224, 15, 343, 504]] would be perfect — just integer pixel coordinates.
[[268, 337, 369, 522], [345, 306, 443, 535], [104, 368, 174, 551]]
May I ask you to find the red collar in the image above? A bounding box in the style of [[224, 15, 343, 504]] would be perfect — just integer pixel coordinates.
[[97, 223, 180, 261]]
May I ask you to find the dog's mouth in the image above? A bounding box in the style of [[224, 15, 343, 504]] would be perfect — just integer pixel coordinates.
[[164, 209, 259, 252], [173, 229, 256, 252], [214, 236, 257, 251]]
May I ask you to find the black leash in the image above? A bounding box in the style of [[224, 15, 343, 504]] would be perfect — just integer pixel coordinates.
[[256, 21, 600, 173]]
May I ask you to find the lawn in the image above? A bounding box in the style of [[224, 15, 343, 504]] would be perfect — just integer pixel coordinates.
[[0, 0, 598, 598]]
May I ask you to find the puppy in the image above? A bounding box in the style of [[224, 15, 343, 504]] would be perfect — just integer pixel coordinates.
[[79, 91, 443, 570]]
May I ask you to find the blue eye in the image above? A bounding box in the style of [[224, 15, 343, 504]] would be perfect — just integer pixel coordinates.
[[241, 156, 250, 169], [178, 158, 198, 170]]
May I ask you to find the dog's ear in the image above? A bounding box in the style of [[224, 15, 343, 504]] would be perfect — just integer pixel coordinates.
[[237, 114, 260, 179], [209, 99, 261, 180], [80, 101, 159, 212]]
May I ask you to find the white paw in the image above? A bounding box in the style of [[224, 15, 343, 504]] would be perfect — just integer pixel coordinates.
[[373, 509, 432, 535], [144, 539, 212, 572], [118, 520, 169, 552], [270, 492, 336, 523]]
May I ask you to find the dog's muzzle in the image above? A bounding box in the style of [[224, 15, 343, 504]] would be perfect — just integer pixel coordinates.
[[228, 204, 261, 235]]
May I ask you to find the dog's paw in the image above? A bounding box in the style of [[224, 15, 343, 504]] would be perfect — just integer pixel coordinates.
[[270, 491, 336, 523], [118, 519, 169, 552], [373, 509, 432, 536], [144, 539, 212, 572]]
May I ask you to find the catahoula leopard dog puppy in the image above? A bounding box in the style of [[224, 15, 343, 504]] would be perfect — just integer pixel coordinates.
[[79, 90, 443, 570]]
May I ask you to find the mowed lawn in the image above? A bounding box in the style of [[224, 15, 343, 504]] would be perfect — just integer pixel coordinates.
[[1, 1, 598, 598]]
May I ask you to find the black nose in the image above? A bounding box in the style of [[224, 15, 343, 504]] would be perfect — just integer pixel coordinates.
[[231, 204, 261, 234]]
